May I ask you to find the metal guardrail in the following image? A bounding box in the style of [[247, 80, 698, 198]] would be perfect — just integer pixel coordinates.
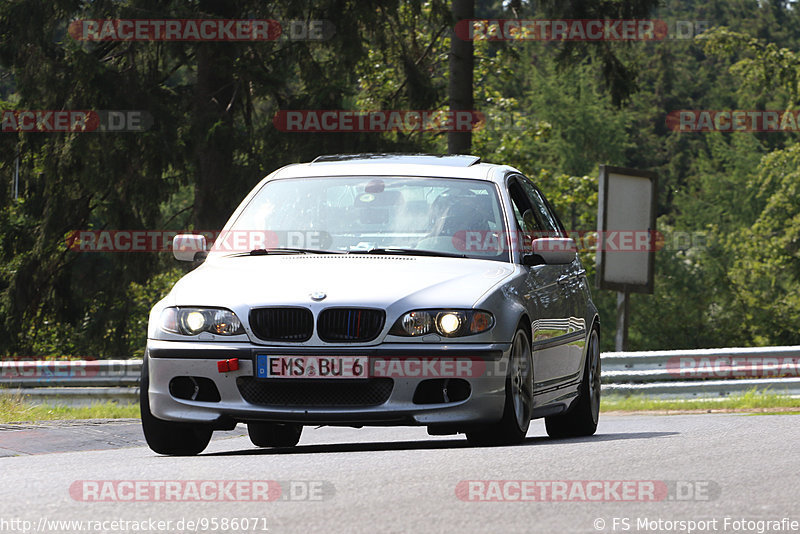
[[1, 346, 799, 404], [0, 360, 141, 388], [602, 345, 800, 399], [0, 360, 141, 406]]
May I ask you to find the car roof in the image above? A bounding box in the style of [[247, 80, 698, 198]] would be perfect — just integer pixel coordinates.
[[268, 153, 520, 183]]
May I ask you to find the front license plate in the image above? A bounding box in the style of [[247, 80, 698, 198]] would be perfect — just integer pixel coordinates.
[[256, 355, 369, 379]]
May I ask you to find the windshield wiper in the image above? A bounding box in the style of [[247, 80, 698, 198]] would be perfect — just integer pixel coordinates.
[[349, 247, 468, 258], [226, 248, 344, 257], [252, 247, 346, 255]]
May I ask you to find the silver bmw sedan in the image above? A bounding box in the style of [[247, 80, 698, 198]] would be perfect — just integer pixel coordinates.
[[141, 154, 600, 455]]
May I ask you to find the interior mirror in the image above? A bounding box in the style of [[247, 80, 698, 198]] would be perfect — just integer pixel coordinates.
[[365, 179, 385, 193], [173, 234, 207, 262]]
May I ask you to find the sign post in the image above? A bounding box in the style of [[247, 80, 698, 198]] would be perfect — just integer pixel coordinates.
[[596, 165, 658, 351], [615, 291, 629, 351]]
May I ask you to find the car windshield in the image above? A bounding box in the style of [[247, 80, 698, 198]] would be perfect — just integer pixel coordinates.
[[221, 176, 509, 261]]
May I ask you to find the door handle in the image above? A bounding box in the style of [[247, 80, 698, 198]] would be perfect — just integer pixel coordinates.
[[557, 275, 571, 285]]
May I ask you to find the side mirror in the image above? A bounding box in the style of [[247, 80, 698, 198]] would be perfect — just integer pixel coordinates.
[[173, 234, 208, 262], [524, 237, 577, 265]]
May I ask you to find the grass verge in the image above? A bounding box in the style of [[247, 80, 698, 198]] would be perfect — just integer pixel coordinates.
[[0, 393, 139, 423], [602, 388, 800, 413], [2, 388, 799, 423]]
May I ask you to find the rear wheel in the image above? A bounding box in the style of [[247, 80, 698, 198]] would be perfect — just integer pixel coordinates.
[[248, 422, 303, 447], [545, 328, 600, 438], [140, 355, 213, 456], [466, 327, 533, 446]]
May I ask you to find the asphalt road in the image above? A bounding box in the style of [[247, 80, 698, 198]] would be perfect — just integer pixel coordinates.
[[0, 414, 797, 534]]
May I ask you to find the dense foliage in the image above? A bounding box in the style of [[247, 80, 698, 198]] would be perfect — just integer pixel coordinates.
[[1, 0, 799, 356]]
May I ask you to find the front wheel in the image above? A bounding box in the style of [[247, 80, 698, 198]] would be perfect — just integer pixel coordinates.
[[466, 327, 533, 446], [140, 355, 213, 456], [545, 328, 600, 438]]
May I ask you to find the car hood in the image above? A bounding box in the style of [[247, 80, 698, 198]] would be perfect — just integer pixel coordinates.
[[168, 254, 515, 310]]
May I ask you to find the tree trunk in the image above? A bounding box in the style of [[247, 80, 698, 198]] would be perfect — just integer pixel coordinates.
[[192, 0, 237, 230], [448, 0, 474, 155]]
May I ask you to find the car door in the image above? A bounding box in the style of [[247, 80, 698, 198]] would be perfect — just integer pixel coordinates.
[[506, 176, 570, 389], [512, 175, 586, 386]]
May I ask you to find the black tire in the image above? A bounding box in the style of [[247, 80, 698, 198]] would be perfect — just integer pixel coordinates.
[[140, 354, 213, 456], [545, 328, 600, 438], [247, 422, 303, 447], [466, 327, 533, 446]]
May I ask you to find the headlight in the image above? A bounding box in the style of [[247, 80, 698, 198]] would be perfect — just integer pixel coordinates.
[[401, 311, 433, 336], [160, 307, 245, 336], [182, 311, 206, 334], [438, 312, 462, 335], [389, 310, 494, 338]]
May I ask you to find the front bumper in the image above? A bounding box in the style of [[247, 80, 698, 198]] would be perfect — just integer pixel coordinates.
[[146, 340, 511, 427]]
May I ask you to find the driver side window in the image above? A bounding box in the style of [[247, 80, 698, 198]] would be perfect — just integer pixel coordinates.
[[518, 177, 563, 236], [507, 178, 539, 254]]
